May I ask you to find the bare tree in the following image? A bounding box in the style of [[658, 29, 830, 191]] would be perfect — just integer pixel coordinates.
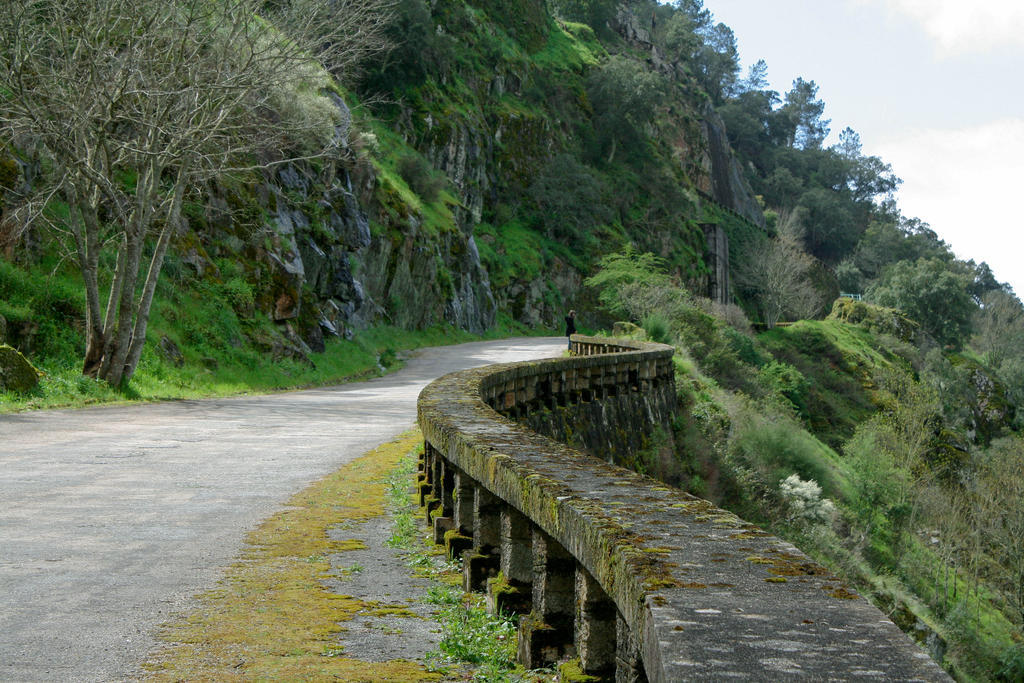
[[736, 209, 823, 328], [972, 289, 1024, 367], [0, 0, 393, 385], [975, 437, 1024, 623]]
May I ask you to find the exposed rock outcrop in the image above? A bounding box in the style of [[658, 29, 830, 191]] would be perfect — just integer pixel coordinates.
[[0, 343, 40, 392], [700, 102, 766, 228]]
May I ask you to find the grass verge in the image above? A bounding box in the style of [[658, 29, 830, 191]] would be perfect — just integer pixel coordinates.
[[143, 430, 439, 682], [0, 319, 555, 414], [0, 252, 555, 413], [383, 444, 555, 683]]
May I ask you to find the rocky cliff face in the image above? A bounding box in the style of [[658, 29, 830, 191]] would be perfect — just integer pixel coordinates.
[[181, 95, 496, 359], [700, 102, 766, 228], [610, 7, 765, 230], [182, 1, 764, 349], [258, 158, 496, 350]]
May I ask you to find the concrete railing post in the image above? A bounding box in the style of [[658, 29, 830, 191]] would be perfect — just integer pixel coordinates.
[[463, 485, 501, 591], [430, 461, 456, 543], [518, 529, 576, 668], [442, 468, 475, 560], [487, 506, 533, 614], [615, 614, 647, 683], [575, 567, 617, 681]]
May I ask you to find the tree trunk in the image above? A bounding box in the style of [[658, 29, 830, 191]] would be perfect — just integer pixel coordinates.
[[121, 164, 188, 384], [101, 158, 159, 386], [66, 182, 108, 378]]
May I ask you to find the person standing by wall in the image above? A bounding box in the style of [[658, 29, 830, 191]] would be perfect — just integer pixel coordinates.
[[564, 309, 576, 350]]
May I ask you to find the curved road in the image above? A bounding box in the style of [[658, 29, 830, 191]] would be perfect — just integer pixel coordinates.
[[0, 337, 564, 682]]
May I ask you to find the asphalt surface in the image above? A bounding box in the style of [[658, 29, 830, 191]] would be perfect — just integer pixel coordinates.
[[0, 337, 564, 682]]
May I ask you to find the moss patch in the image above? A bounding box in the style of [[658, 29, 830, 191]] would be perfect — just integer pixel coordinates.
[[143, 430, 440, 682], [0, 344, 40, 392]]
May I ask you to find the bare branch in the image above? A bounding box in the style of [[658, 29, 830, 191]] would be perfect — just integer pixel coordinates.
[[0, 0, 393, 383]]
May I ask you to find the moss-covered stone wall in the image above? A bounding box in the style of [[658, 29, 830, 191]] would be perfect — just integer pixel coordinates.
[[417, 336, 950, 681]]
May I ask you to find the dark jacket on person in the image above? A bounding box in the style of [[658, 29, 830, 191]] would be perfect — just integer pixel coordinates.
[[564, 315, 576, 336]]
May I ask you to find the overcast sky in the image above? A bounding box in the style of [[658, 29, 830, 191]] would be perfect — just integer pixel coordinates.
[[704, 0, 1024, 297]]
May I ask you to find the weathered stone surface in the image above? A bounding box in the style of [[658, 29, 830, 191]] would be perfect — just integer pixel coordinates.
[[157, 335, 185, 368], [520, 383, 676, 468], [418, 335, 951, 682], [703, 222, 730, 305], [701, 102, 766, 228], [0, 344, 39, 392], [610, 322, 645, 340], [576, 567, 617, 678], [500, 506, 533, 586]]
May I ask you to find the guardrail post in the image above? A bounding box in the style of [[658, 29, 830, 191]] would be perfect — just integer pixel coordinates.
[[431, 461, 456, 543], [616, 614, 648, 683], [576, 567, 617, 680], [419, 443, 438, 509], [423, 448, 443, 522], [463, 485, 501, 591], [517, 529, 575, 668], [443, 469, 475, 560], [487, 506, 533, 614]]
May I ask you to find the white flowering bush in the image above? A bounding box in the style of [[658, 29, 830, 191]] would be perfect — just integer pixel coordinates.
[[779, 474, 836, 525]]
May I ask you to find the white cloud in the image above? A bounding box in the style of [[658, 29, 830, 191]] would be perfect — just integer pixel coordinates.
[[856, 0, 1024, 54], [869, 119, 1024, 296]]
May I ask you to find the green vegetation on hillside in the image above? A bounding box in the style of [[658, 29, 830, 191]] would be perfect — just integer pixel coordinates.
[[588, 249, 1024, 681], [2, 0, 1023, 678], [0, 254, 542, 412]]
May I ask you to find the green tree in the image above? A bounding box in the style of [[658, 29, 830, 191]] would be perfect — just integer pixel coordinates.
[[831, 128, 901, 202], [796, 187, 857, 263], [528, 155, 612, 240], [780, 78, 830, 150], [584, 247, 674, 319], [658, 7, 702, 59], [852, 216, 951, 281], [973, 290, 1024, 367], [718, 89, 780, 168], [1, 0, 392, 385], [692, 22, 739, 104], [868, 258, 976, 349], [586, 55, 668, 163], [737, 58, 770, 93], [759, 166, 803, 208]]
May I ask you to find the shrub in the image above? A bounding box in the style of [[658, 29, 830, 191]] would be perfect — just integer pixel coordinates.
[[641, 313, 670, 343], [997, 644, 1024, 682], [827, 297, 917, 343], [220, 277, 255, 316], [723, 327, 765, 367], [707, 300, 754, 334], [728, 405, 838, 497], [779, 474, 836, 525], [759, 360, 809, 412], [396, 154, 446, 202]]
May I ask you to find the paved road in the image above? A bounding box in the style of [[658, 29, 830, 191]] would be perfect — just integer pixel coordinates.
[[0, 337, 564, 682]]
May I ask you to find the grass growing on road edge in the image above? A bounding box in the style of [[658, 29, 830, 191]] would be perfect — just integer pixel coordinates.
[[0, 323, 513, 413], [143, 430, 440, 682], [383, 447, 553, 683]]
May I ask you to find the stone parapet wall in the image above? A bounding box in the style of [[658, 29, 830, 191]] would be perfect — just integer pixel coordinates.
[[416, 336, 949, 681]]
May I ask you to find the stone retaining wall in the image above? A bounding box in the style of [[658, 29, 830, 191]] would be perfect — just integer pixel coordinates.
[[416, 335, 949, 681]]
